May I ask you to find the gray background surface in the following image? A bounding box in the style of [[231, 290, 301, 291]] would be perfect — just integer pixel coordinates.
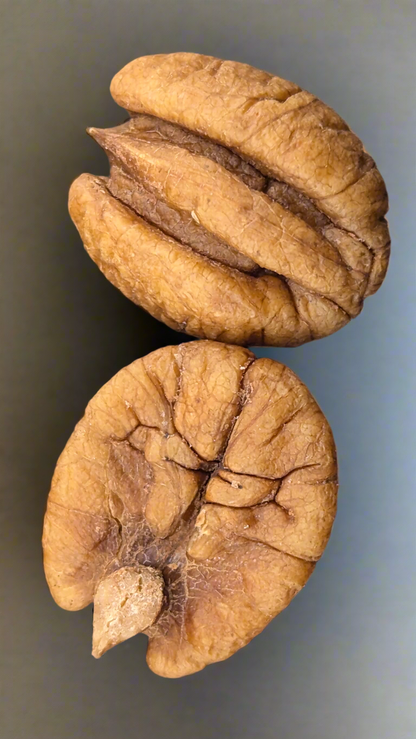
[[1, 1, 415, 737]]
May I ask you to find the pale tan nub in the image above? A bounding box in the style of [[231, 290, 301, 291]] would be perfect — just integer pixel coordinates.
[[92, 565, 164, 658]]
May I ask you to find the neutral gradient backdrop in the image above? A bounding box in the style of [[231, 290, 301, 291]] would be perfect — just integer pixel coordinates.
[[1, 1, 415, 737]]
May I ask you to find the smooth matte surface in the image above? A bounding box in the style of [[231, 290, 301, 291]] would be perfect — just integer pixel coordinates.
[[1, 1, 414, 737]]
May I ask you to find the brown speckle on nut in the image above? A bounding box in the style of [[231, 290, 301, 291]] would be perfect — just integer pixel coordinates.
[[68, 52, 390, 347], [42, 341, 338, 677]]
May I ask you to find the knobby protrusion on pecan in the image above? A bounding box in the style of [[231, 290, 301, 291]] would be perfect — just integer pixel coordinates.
[[92, 565, 164, 658]]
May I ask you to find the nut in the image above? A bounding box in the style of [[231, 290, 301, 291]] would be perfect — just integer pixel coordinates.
[[42, 341, 338, 677], [69, 52, 390, 346]]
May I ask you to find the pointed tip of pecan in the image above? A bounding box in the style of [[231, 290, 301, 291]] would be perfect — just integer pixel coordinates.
[[86, 126, 107, 145]]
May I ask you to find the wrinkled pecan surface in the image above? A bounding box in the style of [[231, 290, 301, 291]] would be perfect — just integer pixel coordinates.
[[43, 341, 338, 677], [69, 53, 390, 346]]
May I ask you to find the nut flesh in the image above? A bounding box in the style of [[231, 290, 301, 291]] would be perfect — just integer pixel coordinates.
[[43, 341, 338, 677], [69, 53, 390, 346]]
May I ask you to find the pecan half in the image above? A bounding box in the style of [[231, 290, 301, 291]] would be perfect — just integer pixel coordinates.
[[43, 341, 338, 677], [69, 53, 390, 346]]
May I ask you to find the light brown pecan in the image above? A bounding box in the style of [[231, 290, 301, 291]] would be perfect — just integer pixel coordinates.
[[68, 53, 390, 346], [42, 341, 338, 677]]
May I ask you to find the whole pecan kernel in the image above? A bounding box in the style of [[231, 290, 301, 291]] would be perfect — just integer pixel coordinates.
[[68, 53, 390, 346], [42, 341, 338, 677]]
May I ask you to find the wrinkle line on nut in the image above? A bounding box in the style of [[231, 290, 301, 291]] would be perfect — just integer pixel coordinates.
[[200, 497, 282, 512], [285, 275, 354, 321], [217, 466, 280, 482], [315, 158, 376, 202], [280, 279, 316, 340], [224, 368, 287, 456], [234, 534, 318, 564], [260, 404, 305, 446], [102, 431, 141, 564], [216, 354, 257, 464], [47, 500, 113, 522], [238, 91, 311, 115], [163, 456, 214, 473]]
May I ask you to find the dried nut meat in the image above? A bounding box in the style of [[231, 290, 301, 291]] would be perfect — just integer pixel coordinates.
[[69, 52, 390, 346], [43, 341, 338, 677]]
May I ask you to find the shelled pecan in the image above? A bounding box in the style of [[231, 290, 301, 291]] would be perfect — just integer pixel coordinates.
[[43, 341, 337, 677], [69, 53, 390, 346]]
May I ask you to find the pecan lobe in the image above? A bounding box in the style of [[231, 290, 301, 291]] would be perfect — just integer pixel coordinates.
[[68, 53, 389, 346], [43, 341, 338, 678]]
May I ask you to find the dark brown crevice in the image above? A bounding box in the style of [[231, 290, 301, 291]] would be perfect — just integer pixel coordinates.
[[106, 165, 261, 275], [266, 179, 332, 231], [111, 182, 333, 338], [161, 455, 215, 473], [199, 487, 280, 511], [101, 357, 332, 576], [266, 169, 382, 265], [101, 355, 259, 589], [92, 112, 374, 279], [216, 466, 280, 482], [147, 107, 376, 260], [215, 461, 323, 484], [156, 344, 255, 468], [279, 462, 320, 481], [216, 355, 257, 466], [123, 113, 267, 191], [138, 354, 223, 467], [266, 177, 376, 278]]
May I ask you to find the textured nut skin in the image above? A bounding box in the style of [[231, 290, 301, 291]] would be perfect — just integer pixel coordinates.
[[69, 52, 390, 347], [43, 341, 338, 677], [92, 565, 164, 658]]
